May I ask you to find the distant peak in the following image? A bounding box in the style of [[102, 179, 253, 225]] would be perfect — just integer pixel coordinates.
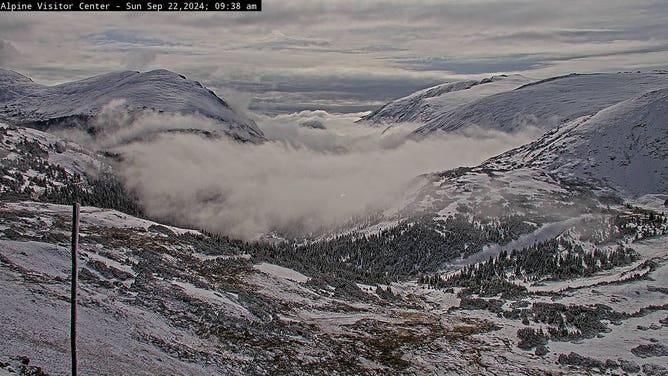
[[0, 67, 265, 142]]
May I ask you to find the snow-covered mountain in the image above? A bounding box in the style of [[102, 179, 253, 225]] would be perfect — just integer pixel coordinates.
[[359, 74, 533, 124], [0, 69, 264, 142], [2, 67, 668, 375], [392, 85, 668, 240], [361, 71, 668, 136], [483, 88, 668, 196]]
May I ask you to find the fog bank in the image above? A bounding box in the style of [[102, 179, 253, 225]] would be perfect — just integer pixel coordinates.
[[111, 110, 539, 239]]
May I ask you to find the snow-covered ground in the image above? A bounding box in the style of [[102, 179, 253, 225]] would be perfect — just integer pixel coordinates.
[[2, 68, 668, 375], [3, 201, 200, 235], [6, 201, 654, 375], [253, 262, 310, 283], [0, 123, 105, 178], [484, 88, 668, 196], [632, 194, 668, 214], [454, 214, 596, 266]]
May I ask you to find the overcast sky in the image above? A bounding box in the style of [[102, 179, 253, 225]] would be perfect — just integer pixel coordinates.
[[1, 0, 667, 113]]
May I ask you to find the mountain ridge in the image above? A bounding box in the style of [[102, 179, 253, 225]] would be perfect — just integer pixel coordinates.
[[482, 87, 668, 196], [359, 71, 668, 137], [0, 68, 265, 142], [413, 71, 668, 135], [359, 74, 533, 125], [1, 68, 668, 375]]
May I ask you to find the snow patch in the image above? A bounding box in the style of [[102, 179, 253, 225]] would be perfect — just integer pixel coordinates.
[[253, 262, 310, 283]]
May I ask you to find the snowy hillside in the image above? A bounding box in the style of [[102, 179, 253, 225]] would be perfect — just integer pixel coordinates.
[[359, 74, 532, 124], [3, 120, 665, 375], [362, 71, 668, 136], [0, 69, 264, 142], [380, 87, 668, 257], [413, 72, 668, 135], [0, 122, 143, 217], [327, 82, 668, 283], [2, 201, 666, 375], [0, 69, 38, 103], [483, 88, 668, 196], [0, 201, 563, 375], [1, 64, 667, 375], [0, 123, 105, 180]]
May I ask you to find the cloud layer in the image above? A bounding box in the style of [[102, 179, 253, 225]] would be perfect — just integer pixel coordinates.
[[107, 111, 538, 239], [1, 1, 667, 112], [121, 50, 157, 70], [0, 39, 19, 65]]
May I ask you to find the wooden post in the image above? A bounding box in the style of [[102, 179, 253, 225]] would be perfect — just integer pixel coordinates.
[[71, 203, 80, 376]]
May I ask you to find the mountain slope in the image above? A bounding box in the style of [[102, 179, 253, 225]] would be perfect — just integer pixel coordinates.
[[483, 88, 668, 196], [359, 74, 532, 124], [0, 122, 144, 217], [390, 87, 668, 241], [336, 84, 668, 275], [0, 69, 264, 142], [0, 69, 39, 102], [361, 71, 668, 136], [0, 201, 568, 376], [413, 72, 668, 135], [1, 70, 668, 375]]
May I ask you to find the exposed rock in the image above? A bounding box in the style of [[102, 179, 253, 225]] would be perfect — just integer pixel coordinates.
[[619, 359, 641, 373], [604, 359, 619, 369], [631, 343, 668, 358], [642, 363, 668, 376], [557, 352, 605, 371], [534, 345, 549, 356]]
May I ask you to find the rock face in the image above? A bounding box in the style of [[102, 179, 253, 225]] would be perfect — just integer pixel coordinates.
[[0, 69, 264, 142]]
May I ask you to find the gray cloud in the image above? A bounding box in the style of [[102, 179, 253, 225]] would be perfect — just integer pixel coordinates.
[[248, 31, 331, 51], [490, 29, 633, 44], [0, 39, 19, 65], [86, 29, 180, 47], [121, 50, 157, 70], [394, 41, 668, 74], [203, 70, 450, 113], [0, 18, 32, 34], [1, 0, 667, 111], [396, 56, 548, 74]]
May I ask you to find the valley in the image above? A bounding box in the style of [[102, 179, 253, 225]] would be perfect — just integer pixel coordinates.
[[1, 68, 667, 375]]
